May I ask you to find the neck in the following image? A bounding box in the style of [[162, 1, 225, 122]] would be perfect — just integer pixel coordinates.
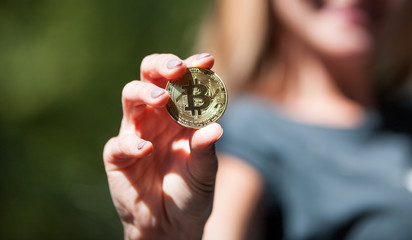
[[262, 35, 375, 128]]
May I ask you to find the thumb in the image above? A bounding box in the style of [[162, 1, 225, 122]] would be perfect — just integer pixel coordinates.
[[188, 123, 223, 189]]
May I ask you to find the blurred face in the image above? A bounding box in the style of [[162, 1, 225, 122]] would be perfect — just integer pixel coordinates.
[[272, 0, 405, 59]]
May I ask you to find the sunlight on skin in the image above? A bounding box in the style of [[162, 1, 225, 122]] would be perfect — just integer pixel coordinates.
[[135, 201, 157, 227], [162, 173, 192, 210], [171, 139, 191, 155]]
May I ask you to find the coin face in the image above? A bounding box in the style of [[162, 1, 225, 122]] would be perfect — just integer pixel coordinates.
[[166, 67, 227, 129]]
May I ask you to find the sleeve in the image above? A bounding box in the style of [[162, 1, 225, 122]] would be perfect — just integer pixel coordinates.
[[216, 101, 266, 174], [215, 98, 281, 184]]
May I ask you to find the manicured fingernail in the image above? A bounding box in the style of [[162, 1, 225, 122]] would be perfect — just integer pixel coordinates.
[[137, 141, 146, 150], [197, 53, 211, 60], [151, 89, 166, 98], [167, 59, 183, 69]]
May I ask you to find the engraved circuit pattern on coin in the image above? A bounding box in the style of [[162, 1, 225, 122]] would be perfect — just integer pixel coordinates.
[[166, 67, 228, 128]]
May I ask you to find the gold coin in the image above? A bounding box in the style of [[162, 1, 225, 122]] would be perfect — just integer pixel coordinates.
[[165, 67, 227, 129]]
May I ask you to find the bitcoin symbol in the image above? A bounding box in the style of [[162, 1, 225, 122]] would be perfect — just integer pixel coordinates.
[[182, 79, 211, 115], [166, 67, 227, 129]]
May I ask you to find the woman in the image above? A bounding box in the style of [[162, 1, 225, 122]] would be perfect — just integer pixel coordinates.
[[103, 0, 412, 239]]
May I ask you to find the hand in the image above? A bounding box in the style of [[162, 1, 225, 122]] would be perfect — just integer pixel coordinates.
[[103, 53, 223, 240]]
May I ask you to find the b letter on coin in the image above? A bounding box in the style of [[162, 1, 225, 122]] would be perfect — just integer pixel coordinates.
[[166, 67, 227, 128]]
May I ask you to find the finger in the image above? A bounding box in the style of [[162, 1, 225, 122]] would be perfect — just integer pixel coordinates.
[[122, 80, 169, 121], [188, 123, 223, 188], [185, 53, 214, 69], [103, 135, 153, 170], [140, 53, 187, 86]]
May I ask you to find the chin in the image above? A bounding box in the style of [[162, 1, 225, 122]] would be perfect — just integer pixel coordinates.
[[313, 31, 374, 61], [323, 43, 372, 61]]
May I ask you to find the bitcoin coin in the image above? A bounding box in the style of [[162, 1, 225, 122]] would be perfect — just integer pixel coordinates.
[[165, 67, 227, 128]]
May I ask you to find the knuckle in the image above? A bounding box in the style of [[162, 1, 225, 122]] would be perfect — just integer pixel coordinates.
[[122, 81, 140, 100], [141, 54, 158, 68], [160, 53, 174, 58], [185, 54, 197, 62], [103, 137, 119, 161], [117, 135, 134, 154], [160, 53, 179, 63]]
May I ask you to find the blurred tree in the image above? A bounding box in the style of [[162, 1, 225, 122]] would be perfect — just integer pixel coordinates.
[[0, 0, 209, 239]]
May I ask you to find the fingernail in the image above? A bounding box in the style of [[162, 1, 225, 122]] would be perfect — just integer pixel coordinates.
[[137, 141, 146, 150], [151, 89, 166, 98], [197, 53, 211, 60], [167, 59, 183, 69]]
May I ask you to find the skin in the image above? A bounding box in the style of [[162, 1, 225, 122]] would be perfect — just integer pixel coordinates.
[[262, 0, 404, 127], [103, 54, 223, 239], [103, 0, 406, 239]]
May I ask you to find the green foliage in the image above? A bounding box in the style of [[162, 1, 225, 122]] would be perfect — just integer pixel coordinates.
[[0, 0, 209, 239]]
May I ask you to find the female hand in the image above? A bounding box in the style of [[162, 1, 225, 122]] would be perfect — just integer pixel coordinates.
[[103, 53, 223, 240]]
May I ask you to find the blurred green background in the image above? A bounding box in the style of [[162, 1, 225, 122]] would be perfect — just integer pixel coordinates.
[[0, 0, 209, 239]]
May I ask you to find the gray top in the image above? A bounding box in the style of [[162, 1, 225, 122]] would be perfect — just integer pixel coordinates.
[[216, 95, 412, 240]]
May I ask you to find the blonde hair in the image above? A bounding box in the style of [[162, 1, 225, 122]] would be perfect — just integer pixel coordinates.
[[196, 0, 412, 100], [196, 0, 274, 94]]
